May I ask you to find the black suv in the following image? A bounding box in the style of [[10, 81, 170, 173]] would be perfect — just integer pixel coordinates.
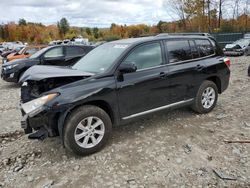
[[19, 35, 230, 155], [1, 45, 94, 83]]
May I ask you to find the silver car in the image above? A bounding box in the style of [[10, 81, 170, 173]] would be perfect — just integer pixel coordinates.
[[223, 39, 250, 56]]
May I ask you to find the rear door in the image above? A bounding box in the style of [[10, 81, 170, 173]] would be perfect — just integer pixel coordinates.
[[116, 42, 171, 119], [165, 39, 213, 103], [65, 46, 87, 66]]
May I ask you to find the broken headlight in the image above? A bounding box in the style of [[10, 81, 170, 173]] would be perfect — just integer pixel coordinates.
[[21, 93, 59, 116]]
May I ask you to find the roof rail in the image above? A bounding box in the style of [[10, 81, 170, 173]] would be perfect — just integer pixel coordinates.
[[156, 33, 211, 37]]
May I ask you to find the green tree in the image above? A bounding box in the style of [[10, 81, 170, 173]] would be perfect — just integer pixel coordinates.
[[86, 27, 92, 35], [93, 27, 99, 38], [57, 18, 70, 37], [18, 18, 27, 26], [157, 20, 168, 33]]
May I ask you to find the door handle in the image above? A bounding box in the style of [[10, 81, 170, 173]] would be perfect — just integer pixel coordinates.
[[159, 72, 166, 78], [196, 64, 205, 71]]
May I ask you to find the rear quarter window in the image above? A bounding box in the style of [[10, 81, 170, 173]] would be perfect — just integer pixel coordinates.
[[195, 39, 214, 57]]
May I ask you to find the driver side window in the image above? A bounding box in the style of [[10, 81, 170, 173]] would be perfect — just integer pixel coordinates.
[[44, 47, 63, 58], [123, 43, 163, 70]]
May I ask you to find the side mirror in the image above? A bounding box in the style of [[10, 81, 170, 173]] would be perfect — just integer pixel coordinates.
[[118, 63, 137, 73]]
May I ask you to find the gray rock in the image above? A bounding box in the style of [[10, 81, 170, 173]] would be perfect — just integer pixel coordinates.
[[216, 114, 227, 120], [13, 164, 24, 172], [176, 158, 182, 164], [232, 148, 241, 155], [42, 180, 54, 188], [0, 182, 4, 187], [73, 165, 80, 171], [27, 176, 34, 182]]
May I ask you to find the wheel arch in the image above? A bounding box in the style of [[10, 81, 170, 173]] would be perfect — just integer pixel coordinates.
[[58, 99, 116, 145], [206, 76, 222, 94]]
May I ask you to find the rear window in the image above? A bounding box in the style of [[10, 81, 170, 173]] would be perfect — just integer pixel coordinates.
[[166, 40, 192, 63], [195, 39, 214, 57], [66, 46, 86, 56]]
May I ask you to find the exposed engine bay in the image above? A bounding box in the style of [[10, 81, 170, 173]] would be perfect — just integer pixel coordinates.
[[21, 76, 86, 103]]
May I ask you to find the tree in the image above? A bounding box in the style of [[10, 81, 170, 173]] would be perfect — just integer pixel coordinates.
[[86, 27, 92, 35], [218, 0, 224, 29], [167, 0, 187, 30], [57, 18, 70, 37], [93, 27, 99, 38], [18, 18, 27, 26]]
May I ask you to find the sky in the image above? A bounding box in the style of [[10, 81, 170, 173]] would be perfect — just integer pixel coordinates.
[[0, 0, 176, 27]]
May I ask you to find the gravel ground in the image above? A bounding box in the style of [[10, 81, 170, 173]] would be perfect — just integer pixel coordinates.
[[0, 56, 249, 188]]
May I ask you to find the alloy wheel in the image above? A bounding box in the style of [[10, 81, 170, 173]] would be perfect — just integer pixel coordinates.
[[201, 87, 216, 109], [74, 116, 105, 149]]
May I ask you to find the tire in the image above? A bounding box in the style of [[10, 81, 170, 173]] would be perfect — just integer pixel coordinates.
[[191, 80, 218, 114], [244, 49, 249, 56], [64, 105, 112, 156]]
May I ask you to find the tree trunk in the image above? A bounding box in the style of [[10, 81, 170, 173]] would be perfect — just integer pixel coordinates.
[[218, 0, 222, 29]]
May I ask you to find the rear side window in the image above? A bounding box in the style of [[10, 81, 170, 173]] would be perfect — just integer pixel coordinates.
[[166, 40, 192, 63], [189, 40, 200, 59], [123, 43, 163, 70], [66, 46, 86, 56], [195, 39, 214, 57]]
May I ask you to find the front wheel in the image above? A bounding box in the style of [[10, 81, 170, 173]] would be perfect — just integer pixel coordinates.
[[191, 80, 218, 114], [64, 105, 112, 156]]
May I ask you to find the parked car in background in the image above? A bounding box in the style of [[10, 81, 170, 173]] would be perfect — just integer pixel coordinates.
[[18, 35, 230, 156], [1, 46, 25, 61], [1, 45, 94, 83], [49, 40, 63, 46], [223, 38, 250, 56], [244, 33, 250, 39], [0, 44, 5, 55], [6, 45, 47, 62]]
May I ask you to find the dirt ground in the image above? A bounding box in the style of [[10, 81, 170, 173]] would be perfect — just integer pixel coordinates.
[[0, 56, 249, 188]]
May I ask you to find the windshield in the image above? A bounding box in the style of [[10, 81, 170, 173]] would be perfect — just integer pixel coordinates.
[[234, 39, 249, 48], [18, 47, 26, 55], [29, 47, 49, 59], [73, 43, 129, 73]]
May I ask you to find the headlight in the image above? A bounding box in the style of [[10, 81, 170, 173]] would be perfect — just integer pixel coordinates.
[[21, 93, 58, 116], [5, 64, 19, 70]]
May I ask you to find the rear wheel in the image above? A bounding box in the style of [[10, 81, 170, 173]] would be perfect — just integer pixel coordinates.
[[191, 80, 218, 114], [64, 105, 112, 156]]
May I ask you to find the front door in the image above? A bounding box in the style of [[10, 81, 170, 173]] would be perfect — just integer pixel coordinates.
[[116, 42, 170, 119], [42, 46, 65, 66]]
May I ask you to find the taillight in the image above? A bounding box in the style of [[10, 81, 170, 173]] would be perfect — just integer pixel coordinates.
[[224, 58, 231, 68]]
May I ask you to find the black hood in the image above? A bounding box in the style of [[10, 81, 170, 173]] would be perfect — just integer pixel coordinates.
[[2, 58, 38, 67], [19, 65, 94, 83]]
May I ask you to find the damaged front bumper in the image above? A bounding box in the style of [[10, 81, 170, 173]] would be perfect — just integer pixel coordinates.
[[20, 105, 58, 139], [20, 100, 71, 140]]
